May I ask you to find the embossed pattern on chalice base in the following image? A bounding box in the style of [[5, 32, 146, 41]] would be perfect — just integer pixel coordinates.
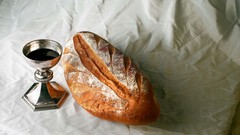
[[22, 39, 68, 111]]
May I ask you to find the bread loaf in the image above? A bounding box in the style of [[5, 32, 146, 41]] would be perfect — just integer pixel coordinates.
[[62, 31, 160, 125]]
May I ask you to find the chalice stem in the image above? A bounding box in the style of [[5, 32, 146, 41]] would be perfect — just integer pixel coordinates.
[[35, 69, 53, 82]]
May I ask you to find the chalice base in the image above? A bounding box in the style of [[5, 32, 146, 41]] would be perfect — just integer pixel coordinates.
[[22, 82, 68, 111]]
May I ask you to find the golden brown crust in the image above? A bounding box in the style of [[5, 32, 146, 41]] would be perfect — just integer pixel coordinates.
[[63, 31, 160, 125]]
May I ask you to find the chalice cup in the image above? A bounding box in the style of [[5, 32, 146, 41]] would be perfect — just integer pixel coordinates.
[[22, 39, 68, 111]]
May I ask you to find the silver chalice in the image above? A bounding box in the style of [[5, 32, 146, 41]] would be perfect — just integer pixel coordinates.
[[22, 39, 68, 111]]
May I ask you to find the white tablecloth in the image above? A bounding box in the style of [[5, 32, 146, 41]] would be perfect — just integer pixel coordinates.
[[1, 0, 240, 134]]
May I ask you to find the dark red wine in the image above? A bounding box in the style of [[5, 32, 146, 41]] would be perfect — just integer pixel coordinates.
[[27, 48, 59, 61]]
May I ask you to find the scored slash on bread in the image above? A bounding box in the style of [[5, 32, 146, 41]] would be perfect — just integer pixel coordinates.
[[62, 31, 160, 125], [73, 34, 131, 99]]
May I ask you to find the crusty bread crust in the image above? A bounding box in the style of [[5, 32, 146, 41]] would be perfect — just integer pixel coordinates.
[[62, 31, 159, 125]]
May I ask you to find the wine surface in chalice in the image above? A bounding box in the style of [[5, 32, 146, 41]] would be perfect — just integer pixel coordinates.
[[26, 48, 59, 61]]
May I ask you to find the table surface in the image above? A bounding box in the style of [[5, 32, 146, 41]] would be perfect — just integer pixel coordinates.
[[0, 0, 240, 135]]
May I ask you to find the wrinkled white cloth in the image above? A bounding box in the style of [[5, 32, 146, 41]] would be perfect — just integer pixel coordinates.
[[0, 0, 240, 135]]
